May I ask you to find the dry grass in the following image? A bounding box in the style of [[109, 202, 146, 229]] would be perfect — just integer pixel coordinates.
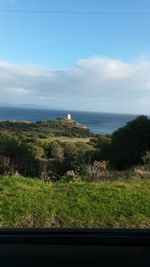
[[40, 136, 90, 143]]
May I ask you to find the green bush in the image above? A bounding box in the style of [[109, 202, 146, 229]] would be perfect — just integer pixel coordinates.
[[63, 142, 78, 157], [109, 116, 150, 170], [0, 136, 39, 177], [51, 141, 64, 159]]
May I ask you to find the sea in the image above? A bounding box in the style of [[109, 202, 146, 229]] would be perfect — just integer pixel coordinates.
[[0, 106, 143, 134]]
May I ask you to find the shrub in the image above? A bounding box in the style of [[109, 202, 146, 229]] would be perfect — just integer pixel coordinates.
[[63, 143, 78, 157], [51, 141, 64, 159], [0, 156, 13, 176], [142, 151, 150, 165], [108, 116, 150, 170], [27, 144, 45, 159], [90, 160, 109, 181], [0, 136, 39, 177], [90, 135, 112, 162]]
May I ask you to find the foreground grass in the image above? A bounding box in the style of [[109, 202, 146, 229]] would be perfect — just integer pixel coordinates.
[[0, 176, 150, 228]]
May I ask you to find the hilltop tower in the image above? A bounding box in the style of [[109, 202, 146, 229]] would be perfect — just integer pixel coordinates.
[[67, 113, 71, 120]]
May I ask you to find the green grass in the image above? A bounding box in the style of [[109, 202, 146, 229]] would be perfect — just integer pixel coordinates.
[[0, 176, 150, 228]]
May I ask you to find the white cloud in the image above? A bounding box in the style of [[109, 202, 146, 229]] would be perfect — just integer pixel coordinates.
[[6, 87, 29, 96], [0, 56, 150, 114]]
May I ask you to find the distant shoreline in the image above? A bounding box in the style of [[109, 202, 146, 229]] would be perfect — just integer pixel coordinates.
[[0, 104, 146, 117], [0, 106, 145, 134]]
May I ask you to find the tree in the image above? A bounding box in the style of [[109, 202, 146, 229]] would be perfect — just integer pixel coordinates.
[[109, 115, 150, 170]]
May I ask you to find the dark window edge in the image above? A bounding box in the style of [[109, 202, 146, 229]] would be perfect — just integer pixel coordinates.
[[0, 228, 149, 245]]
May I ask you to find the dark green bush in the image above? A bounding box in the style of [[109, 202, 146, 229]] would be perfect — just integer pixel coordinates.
[[109, 116, 150, 170]]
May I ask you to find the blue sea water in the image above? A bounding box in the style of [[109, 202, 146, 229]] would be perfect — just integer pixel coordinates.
[[0, 106, 141, 134]]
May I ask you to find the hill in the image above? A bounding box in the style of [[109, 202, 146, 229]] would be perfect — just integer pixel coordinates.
[[0, 118, 93, 137]]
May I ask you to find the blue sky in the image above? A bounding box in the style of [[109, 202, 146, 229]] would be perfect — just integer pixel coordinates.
[[0, 0, 150, 114], [1, 0, 150, 66]]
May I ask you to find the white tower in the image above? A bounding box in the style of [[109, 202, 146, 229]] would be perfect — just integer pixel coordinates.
[[67, 113, 71, 120]]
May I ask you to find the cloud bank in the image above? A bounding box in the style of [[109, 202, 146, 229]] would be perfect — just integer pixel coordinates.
[[0, 56, 150, 114]]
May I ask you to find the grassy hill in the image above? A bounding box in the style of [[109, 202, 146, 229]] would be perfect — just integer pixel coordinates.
[[0, 118, 93, 137], [0, 175, 150, 228]]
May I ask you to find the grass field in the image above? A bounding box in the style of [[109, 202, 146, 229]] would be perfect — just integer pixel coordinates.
[[0, 176, 150, 228]]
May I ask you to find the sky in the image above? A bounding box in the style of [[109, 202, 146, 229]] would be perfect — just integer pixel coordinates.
[[0, 0, 150, 114]]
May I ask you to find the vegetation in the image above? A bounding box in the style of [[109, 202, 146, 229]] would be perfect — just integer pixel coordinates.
[[0, 115, 150, 180], [0, 118, 93, 138], [108, 115, 150, 170], [0, 115, 150, 227], [0, 176, 150, 227], [0, 119, 94, 179]]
